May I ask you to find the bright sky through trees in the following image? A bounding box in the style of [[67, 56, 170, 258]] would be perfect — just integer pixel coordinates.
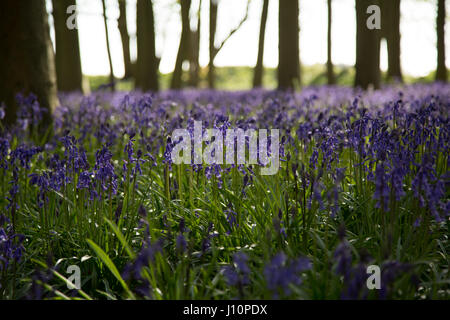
[[46, 0, 449, 78]]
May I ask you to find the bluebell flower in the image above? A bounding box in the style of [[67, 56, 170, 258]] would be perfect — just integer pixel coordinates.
[[0, 103, 5, 120], [264, 252, 311, 298], [222, 252, 250, 288], [225, 208, 238, 233], [0, 214, 25, 271], [176, 233, 187, 253]]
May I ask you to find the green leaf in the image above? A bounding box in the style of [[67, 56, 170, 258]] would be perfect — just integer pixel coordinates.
[[86, 239, 135, 299], [104, 218, 136, 259]]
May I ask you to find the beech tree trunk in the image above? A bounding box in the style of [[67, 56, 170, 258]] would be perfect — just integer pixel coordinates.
[[208, 0, 218, 89], [436, 0, 447, 82], [118, 0, 133, 79], [253, 0, 269, 88], [189, 0, 202, 87], [381, 0, 402, 82], [136, 0, 159, 91], [52, 0, 84, 92], [354, 0, 381, 89], [0, 0, 58, 126], [278, 0, 301, 89], [327, 0, 336, 85], [171, 0, 192, 89]]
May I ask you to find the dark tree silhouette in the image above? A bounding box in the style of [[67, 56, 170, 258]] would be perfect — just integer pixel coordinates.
[[136, 0, 159, 91], [118, 0, 133, 79], [102, 0, 115, 90], [278, 0, 301, 89], [436, 0, 447, 82], [209, 0, 218, 88], [52, 0, 84, 92], [327, 0, 336, 85], [189, 0, 202, 87], [0, 0, 58, 126], [253, 0, 269, 88], [209, 0, 250, 89], [354, 0, 381, 89], [381, 0, 402, 82], [171, 0, 192, 89]]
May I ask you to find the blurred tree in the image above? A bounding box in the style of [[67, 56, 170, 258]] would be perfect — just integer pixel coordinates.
[[189, 0, 202, 87], [102, 0, 115, 90], [209, 0, 218, 88], [278, 0, 301, 89], [52, 0, 84, 92], [171, 0, 192, 89], [436, 0, 447, 82], [118, 0, 133, 79], [209, 0, 250, 89], [381, 0, 402, 82], [136, 0, 159, 91], [0, 0, 58, 126], [253, 0, 269, 88], [326, 0, 335, 85], [354, 0, 381, 89]]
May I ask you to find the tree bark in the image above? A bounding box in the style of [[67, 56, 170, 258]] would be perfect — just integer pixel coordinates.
[[253, 0, 269, 88], [208, 0, 218, 89], [52, 0, 84, 92], [436, 0, 447, 82], [118, 0, 133, 79], [354, 0, 381, 90], [189, 0, 202, 87], [381, 0, 402, 82], [327, 0, 336, 85], [171, 0, 192, 89], [0, 0, 58, 126], [278, 0, 301, 89], [136, 0, 159, 91]]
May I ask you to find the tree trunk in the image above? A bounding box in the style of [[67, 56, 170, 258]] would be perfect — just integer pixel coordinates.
[[436, 0, 447, 82], [354, 0, 381, 90], [171, 0, 192, 89], [278, 0, 301, 89], [382, 0, 402, 82], [189, 0, 202, 87], [118, 0, 133, 79], [326, 0, 335, 85], [0, 0, 58, 126], [101, 0, 115, 90], [208, 0, 218, 89], [136, 0, 159, 91], [52, 0, 84, 92], [253, 0, 269, 88]]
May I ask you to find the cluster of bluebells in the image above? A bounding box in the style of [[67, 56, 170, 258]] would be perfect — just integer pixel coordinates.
[[0, 214, 25, 273], [10, 85, 445, 226], [222, 252, 251, 288], [264, 252, 311, 298], [333, 226, 414, 299], [122, 239, 163, 299]]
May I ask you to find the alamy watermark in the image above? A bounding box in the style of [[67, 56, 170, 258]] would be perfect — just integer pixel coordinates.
[[366, 5, 381, 30], [170, 121, 280, 175], [66, 265, 81, 290], [366, 265, 381, 290], [66, 5, 78, 30]]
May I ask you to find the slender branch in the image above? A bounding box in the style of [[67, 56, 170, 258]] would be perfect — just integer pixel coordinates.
[[212, 0, 251, 60]]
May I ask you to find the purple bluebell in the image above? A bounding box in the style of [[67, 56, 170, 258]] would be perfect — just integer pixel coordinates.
[[264, 252, 311, 298]]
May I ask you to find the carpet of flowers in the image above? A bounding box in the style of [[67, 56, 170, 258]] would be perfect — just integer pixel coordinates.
[[0, 83, 448, 299]]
